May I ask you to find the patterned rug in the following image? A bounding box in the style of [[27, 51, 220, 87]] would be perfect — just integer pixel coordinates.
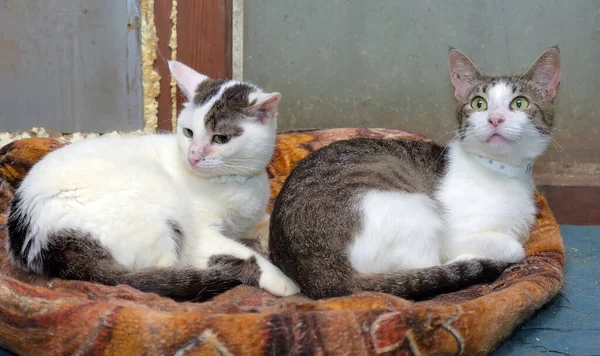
[[0, 129, 564, 355]]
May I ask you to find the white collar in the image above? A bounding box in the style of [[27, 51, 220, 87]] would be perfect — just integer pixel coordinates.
[[208, 175, 249, 184], [469, 153, 534, 179]]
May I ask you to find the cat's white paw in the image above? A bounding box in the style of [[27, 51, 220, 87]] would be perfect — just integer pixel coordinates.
[[494, 238, 526, 263], [447, 237, 525, 264], [446, 254, 480, 264], [257, 260, 300, 297]]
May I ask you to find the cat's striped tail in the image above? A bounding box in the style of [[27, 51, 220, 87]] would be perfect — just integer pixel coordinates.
[[354, 259, 511, 300], [6, 228, 260, 302]]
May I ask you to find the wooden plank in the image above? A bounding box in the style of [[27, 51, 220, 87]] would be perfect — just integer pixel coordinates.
[[154, 0, 174, 132], [534, 161, 600, 188], [0, 0, 143, 133], [538, 185, 600, 225], [156, 0, 232, 131], [178, 0, 232, 80]]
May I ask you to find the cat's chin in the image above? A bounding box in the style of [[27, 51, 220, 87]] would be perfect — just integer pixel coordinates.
[[486, 134, 510, 145], [483, 138, 513, 154], [460, 141, 513, 162], [183, 163, 216, 178]]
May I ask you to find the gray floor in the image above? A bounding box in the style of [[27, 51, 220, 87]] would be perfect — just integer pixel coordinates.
[[494, 226, 600, 356], [1, 226, 598, 355]]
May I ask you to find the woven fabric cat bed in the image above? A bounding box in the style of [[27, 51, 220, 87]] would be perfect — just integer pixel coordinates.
[[0, 129, 564, 355]]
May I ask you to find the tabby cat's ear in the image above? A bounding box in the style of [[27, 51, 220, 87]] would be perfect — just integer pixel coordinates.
[[168, 61, 211, 99], [523, 47, 561, 101], [245, 92, 281, 124], [448, 48, 483, 101]]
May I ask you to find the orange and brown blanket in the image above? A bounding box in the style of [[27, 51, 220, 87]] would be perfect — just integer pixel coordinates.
[[0, 129, 564, 355]]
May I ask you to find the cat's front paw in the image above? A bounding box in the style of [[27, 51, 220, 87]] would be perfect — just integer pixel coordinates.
[[257, 260, 300, 297], [494, 238, 526, 263], [445, 254, 480, 264], [449, 233, 526, 264]]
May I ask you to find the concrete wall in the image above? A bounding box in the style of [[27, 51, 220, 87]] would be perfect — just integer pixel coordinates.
[[0, 0, 143, 133], [243, 0, 600, 182]]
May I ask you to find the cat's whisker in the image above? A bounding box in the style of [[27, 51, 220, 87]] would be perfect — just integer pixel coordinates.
[[225, 158, 268, 166], [547, 126, 565, 133], [547, 138, 568, 165], [436, 134, 461, 165], [545, 146, 556, 163], [434, 126, 461, 142], [548, 136, 568, 156]]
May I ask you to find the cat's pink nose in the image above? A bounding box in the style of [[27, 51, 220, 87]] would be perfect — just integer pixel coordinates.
[[188, 148, 204, 166], [488, 115, 504, 127], [188, 157, 200, 166]]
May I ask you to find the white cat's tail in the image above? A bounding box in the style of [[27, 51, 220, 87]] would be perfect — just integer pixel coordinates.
[[354, 259, 511, 300]]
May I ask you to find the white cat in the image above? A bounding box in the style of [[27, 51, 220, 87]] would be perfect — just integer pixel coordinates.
[[6, 61, 300, 301]]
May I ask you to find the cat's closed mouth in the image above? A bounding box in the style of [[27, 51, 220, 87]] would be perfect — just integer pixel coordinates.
[[486, 133, 510, 144]]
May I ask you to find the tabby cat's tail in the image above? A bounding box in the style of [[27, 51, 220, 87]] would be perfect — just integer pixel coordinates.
[[7, 228, 254, 303], [354, 259, 511, 300]]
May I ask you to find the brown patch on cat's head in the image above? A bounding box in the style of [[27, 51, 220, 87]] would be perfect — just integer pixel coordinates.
[[193, 79, 227, 107], [203, 84, 281, 138], [203, 83, 257, 138]]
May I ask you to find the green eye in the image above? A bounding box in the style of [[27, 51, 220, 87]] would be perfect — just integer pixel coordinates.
[[510, 96, 529, 110], [212, 134, 231, 144], [183, 128, 194, 138], [471, 96, 488, 111]]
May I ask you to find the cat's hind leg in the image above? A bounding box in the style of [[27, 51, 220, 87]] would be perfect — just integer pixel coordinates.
[[349, 191, 443, 273]]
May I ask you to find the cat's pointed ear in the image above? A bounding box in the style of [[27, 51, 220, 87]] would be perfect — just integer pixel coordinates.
[[168, 60, 211, 99], [245, 92, 281, 123], [448, 48, 483, 101], [523, 47, 561, 101]]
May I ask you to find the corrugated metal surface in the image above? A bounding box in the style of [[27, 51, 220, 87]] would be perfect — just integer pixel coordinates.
[[0, 0, 143, 132]]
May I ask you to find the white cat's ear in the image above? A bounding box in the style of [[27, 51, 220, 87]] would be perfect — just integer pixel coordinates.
[[246, 92, 281, 123], [168, 61, 211, 99], [523, 47, 561, 101], [448, 48, 483, 101]]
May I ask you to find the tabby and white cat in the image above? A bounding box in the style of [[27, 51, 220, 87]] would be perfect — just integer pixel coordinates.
[[269, 48, 561, 299], [6, 61, 300, 301]]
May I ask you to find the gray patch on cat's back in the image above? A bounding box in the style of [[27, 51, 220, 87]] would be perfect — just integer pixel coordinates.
[[166, 220, 184, 257], [270, 138, 449, 299]]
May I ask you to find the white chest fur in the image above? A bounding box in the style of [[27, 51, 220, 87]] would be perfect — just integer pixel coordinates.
[[184, 171, 269, 239], [436, 142, 537, 262]]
